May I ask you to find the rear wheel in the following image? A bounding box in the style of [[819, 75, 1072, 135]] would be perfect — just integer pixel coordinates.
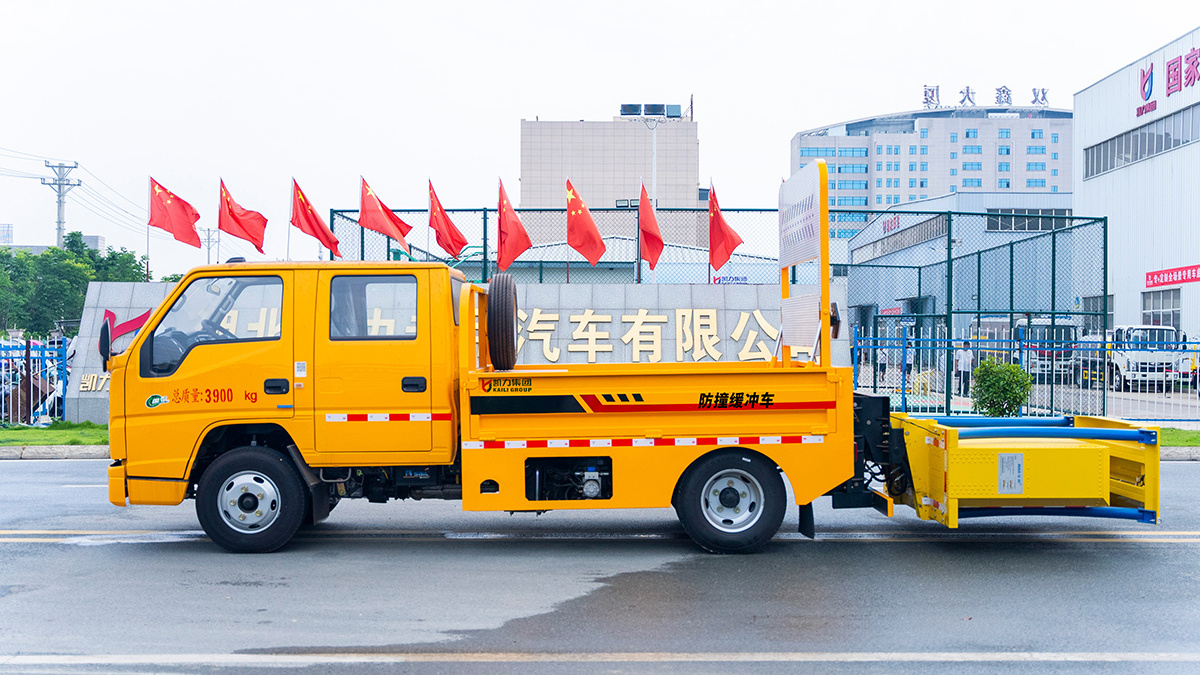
[[675, 451, 786, 554], [196, 447, 306, 553], [487, 273, 518, 371]]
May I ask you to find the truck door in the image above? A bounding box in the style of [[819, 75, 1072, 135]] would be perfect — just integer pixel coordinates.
[[313, 270, 433, 458], [124, 273, 293, 478]]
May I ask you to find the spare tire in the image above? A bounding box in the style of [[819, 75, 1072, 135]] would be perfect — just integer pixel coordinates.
[[487, 273, 518, 370]]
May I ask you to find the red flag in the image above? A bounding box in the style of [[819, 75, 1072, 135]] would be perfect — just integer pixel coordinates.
[[148, 178, 201, 248], [359, 178, 412, 254], [638, 183, 664, 270], [290, 179, 341, 258], [707, 185, 743, 271], [217, 179, 267, 254], [428, 180, 468, 259], [497, 180, 531, 271], [565, 179, 605, 266]]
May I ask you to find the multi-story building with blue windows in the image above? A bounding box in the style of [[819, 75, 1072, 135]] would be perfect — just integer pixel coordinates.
[[788, 105, 1074, 234]]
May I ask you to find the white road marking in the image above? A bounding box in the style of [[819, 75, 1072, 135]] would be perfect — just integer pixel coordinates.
[[3, 652, 1200, 666]]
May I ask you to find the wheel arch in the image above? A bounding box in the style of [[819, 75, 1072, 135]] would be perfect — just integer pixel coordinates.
[[671, 446, 787, 507], [185, 422, 299, 491]]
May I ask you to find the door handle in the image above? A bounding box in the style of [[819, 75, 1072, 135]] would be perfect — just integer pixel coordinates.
[[402, 376, 427, 393], [264, 378, 290, 395]]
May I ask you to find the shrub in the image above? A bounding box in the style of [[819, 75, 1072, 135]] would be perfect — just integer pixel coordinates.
[[972, 357, 1033, 417]]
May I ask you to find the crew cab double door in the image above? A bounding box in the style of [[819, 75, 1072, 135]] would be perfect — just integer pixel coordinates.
[[313, 270, 435, 457]]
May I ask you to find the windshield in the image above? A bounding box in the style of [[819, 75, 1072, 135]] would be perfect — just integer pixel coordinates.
[[1026, 325, 1077, 342], [1126, 328, 1179, 348]]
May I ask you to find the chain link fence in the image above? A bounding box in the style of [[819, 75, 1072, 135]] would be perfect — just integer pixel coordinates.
[[330, 207, 780, 284], [843, 208, 1111, 417], [0, 341, 69, 424]]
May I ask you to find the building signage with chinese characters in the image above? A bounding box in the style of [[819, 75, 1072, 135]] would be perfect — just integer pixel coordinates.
[[1146, 264, 1200, 288], [922, 84, 1048, 108], [1135, 48, 1200, 117]]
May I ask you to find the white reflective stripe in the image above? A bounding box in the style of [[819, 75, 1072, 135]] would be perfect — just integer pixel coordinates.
[[759, 436, 782, 445], [590, 439, 612, 448], [409, 413, 432, 422], [925, 436, 934, 446], [547, 439, 570, 448], [461, 441, 484, 450], [801, 435, 825, 444], [367, 413, 390, 422], [633, 438, 655, 447], [718, 437, 739, 445], [505, 440, 526, 449], [325, 414, 348, 422], [675, 438, 697, 446]]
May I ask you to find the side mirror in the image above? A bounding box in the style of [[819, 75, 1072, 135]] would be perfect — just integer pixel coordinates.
[[98, 319, 111, 373]]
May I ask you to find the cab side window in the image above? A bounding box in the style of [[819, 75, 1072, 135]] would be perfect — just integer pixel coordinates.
[[144, 276, 283, 377], [330, 275, 417, 340]]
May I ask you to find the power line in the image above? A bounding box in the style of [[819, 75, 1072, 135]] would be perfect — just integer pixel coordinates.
[[77, 184, 146, 221], [79, 166, 146, 213], [0, 146, 69, 162]]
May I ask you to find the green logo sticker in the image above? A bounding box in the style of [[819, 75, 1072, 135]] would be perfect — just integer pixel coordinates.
[[145, 394, 169, 409]]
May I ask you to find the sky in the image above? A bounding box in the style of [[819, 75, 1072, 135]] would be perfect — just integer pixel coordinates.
[[0, 0, 1192, 276]]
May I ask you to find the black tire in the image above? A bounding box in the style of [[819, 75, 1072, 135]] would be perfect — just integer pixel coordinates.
[[487, 273, 518, 371], [675, 451, 786, 554], [195, 447, 306, 553]]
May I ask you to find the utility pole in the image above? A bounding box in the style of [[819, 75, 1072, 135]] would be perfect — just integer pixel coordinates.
[[40, 162, 80, 248], [200, 228, 219, 264]]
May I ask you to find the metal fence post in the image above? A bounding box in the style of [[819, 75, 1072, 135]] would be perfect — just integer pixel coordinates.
[[1102, 216, 1108, 416], [481, 209, 490, 282], [1050, 227, 1058, 414], [24, 340, 31, 425], [945, 212, 954, 415]]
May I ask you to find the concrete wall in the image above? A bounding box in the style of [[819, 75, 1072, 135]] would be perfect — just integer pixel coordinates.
[[67, 282, 174, 423]]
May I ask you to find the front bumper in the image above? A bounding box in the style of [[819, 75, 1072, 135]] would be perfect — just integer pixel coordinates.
[[107, 461, 127, 507]]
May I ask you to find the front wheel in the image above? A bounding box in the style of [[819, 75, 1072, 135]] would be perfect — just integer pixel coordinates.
[[196, 447, 306, 553], [675, 451, 786, 554]]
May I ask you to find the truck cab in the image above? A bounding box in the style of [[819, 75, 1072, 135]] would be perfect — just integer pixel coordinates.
[[1110, 325, 1186, 391]]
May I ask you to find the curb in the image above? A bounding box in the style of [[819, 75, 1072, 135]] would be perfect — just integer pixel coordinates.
[[2, 446, 1200, 461], [0, 445, 110, 460]]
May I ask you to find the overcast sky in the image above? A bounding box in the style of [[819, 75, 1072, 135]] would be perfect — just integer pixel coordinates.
[[0, 0, 1191, 275]]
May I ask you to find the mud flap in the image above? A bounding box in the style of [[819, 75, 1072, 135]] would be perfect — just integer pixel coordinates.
[[287, 444, 330, 524], [798, 502, 815, 539]]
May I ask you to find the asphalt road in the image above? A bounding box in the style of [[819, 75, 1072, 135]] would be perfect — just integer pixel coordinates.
[[3, 459, 1200, 674]]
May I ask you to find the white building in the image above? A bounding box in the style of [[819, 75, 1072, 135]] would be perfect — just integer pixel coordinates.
[[1076, 27, 1200, 338], [791, 105, 1073, 238], [520, 104, 702, 211]]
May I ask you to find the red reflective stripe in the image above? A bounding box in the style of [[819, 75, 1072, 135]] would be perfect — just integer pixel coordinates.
[[611, 438, 633, 447], [568, 439, 590, 448], [388, 413, 406, 421], [698, 437, 718, 445], [484, 441, 505, 449], [526, 440, 548, 448], [347, 414, 368, 422], [781, 436, 807, 444], [431, 413, 453, 421]]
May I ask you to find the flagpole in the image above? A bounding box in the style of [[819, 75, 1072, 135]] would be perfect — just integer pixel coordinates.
[[145, 177, 151, 281], [286, 178, 293, 261], [426, 179, 431, 262], [636, 178, 643, 284]]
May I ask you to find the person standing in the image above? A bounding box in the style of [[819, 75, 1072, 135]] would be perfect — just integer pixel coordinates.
[[955, 340, 975, 397]]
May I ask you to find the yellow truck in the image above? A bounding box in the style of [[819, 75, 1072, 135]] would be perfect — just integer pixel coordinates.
[[99, 160, 1160, 554]]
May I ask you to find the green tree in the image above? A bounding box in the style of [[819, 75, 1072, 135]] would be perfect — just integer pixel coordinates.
[[25, 248, 93, 336], [972, 357, 1034, 417], [0, 248, 34, 332], [160, 273, 184, 283], [64, 231, 147, 282]]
